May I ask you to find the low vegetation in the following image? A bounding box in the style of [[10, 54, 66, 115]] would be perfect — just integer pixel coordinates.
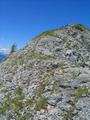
[[39, 55, 55, 61], [34, 27, 64, 39], [0, 83, 49, 119], [71, 24, 90, 31], [63, 86, 89, 120], [35, 95, 48, 111]]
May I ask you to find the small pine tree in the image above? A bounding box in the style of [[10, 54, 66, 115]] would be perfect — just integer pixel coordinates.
[[10, 44, 17, 53]]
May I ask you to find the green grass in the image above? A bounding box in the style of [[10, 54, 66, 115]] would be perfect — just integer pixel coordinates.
[[63, 86, 89, 120], [52, 83, 60, 92], [35, 95, 48, 111], [25, 96, 35, 106], [39, 55, 55, 61], [34, 27, 64, 40], [13, 50, 37, 66], [35, 30, 55, 39], [71, 24, 90, 31], [36, 80, 48, 97], [0, 81, 3, 87], [72, 86, 89, 99], [34, 24, 90, 40], [0, 87, 26, 118], [0, 82, 49, 119]]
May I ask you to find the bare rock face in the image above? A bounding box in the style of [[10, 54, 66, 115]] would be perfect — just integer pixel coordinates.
[[0, 24, 90, 120]]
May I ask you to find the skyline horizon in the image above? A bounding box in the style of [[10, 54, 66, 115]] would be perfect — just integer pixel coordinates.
[[0, 0, 90, 50], [0, 23, 90, 52]]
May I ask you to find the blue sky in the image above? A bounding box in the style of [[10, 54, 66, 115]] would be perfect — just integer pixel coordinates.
[[0, 0, 90, 51]]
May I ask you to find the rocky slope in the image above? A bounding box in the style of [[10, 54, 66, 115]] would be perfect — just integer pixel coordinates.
[[0, 24, 90, 120]]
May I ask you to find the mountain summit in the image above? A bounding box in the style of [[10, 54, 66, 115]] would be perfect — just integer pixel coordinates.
[[0, 24, 90, 120]]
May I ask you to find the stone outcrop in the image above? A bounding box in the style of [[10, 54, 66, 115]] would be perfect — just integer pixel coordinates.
[[0, 24, 90, 120]]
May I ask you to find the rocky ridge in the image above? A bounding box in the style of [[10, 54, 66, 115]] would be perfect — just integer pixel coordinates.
[[0, 24, 90, 120]]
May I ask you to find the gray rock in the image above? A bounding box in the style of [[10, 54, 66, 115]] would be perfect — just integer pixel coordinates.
[[0, 24, 90, 120]]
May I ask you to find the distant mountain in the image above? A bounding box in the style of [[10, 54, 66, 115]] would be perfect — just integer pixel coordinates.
[[0, 48, 9, 61], [0, 52, 8, 61]]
